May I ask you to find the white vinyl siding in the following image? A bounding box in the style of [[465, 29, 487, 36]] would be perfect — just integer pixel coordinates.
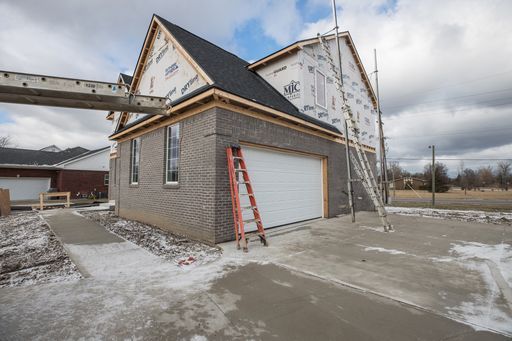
[[241, 146, 323, 231], [315, 70, 326, 108], [165, 124, 180, 183], [130, 138, 140, 184]]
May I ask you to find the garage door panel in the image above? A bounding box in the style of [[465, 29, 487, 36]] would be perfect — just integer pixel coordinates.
[[0, 177, 51, 200], [241, 146, 323, 231]]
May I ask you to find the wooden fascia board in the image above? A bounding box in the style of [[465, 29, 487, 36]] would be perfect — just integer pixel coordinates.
[[110, 88, 216, 140], [343, 33, 378, 109], [248, 43, 303, 70], [115, 101, 218, 143], [110, 87, 376, 153], [212, 89, 343, 139]]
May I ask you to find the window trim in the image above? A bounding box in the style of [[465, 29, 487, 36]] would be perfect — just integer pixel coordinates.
[[104, 173, 109, 186], [165, 123, 181, 184], [315, 69, 327, 109], [130, 137, 140, 185]]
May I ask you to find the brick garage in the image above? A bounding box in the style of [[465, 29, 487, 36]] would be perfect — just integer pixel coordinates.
[[0, 167, 108, 200], [111, 108, 374, 243], [109, 15, 378, 244]]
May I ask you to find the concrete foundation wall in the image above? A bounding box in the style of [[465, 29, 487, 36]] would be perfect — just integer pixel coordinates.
[[112, 106, 375, 243]]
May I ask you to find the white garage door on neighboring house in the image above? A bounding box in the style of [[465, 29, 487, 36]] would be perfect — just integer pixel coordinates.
[[240, 146, 324, 231], [0, 177, 51, 201]]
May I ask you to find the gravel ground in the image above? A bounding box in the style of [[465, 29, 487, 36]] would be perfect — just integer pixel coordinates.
[[0, 211, 81, 287], [387, 206, 512, 225], [79, 211, 221, 267]]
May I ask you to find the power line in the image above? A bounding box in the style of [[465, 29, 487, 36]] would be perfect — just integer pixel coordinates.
[[387, 69, 512, 101], [383, 86, 512, 111], [388, 127, 512, 139], [388, 158, 512, 161], [384, 99, 512, 119]]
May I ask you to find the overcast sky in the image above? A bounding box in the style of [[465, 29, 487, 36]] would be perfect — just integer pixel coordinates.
[[0, 0, 511, 175]]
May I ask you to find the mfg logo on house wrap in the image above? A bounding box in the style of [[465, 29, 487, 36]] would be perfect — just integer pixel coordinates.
[[166, 87, 177, 99], [165, 63, 179, 79], [156, 45, 169, 63], [283, 80, 300, 100], [181, 74, 199, 95]]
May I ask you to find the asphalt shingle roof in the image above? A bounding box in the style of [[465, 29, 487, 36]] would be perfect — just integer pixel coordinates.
[[119, 73, 133, 85], [155, 15, 340, 135], [0, 146, 89, 166]]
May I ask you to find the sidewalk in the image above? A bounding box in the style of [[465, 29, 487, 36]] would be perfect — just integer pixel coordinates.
[[40, 209, 172, 278]]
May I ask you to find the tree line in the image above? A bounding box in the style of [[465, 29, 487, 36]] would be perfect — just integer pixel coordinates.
[[388, 160, 511, 192]]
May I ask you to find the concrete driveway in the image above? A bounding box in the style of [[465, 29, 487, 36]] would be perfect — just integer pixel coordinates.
[[0, 210, 510, 340]]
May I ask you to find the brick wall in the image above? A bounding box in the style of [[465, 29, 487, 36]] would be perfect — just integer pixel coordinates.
[[213, 107, 374, 242], [57, 170, 108, 199], [116, 109, 218, 242], [0, 168, 58, 188], [113, 106, 376, 244], [0, 168, 109, 198]]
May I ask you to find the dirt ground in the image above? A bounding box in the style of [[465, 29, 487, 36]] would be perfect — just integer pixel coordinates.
[[393, 189, 512, 200], [0, 211, 81, 287]]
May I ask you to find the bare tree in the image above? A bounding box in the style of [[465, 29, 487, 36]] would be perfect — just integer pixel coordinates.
[[477, 166, 494, 188], [0, 135, 12, 148], [497, 161, 511, 191]]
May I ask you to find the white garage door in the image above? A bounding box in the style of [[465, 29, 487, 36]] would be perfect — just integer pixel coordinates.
[[0, 177, 51, 200], [241, 146, 323, 230]]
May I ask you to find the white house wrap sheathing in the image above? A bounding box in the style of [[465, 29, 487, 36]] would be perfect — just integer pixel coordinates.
[[125, 27, 207, 126], [256, 38, 377, 148]]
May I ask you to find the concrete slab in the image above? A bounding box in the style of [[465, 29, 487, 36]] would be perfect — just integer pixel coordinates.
[[223, 212, 512, 335], [1, 210, 510, 339], [40, 209, 171, 279], [41, 209, 123, 245]]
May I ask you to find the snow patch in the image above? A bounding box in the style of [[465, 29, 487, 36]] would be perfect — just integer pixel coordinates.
[[445, 241, 512, 334], [0, 211, 81, 287], [364, 246, 407, 255], [80, 211, 221, 268], [387, 207, 512, 225]]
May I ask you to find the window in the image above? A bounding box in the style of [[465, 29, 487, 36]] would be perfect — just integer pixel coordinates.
[[130, 137, 140, 184], [315, 70, 326, 108], [165, 124, 180, 183], [104, 173, 109, 186]]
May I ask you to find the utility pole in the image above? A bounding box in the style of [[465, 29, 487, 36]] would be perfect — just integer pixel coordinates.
[[374, 49, 389, 204], [331, 0, 355, 222], [429, 145, 436, 206]]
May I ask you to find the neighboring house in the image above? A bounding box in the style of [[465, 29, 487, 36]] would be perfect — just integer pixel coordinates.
[[108, 14, 378, 244], [392, 177, 426, 190], [0, 146, 110, 200]]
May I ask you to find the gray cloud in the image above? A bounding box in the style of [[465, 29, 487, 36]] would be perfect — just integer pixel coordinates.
[[1, 0, 511, 177], [300, 0, 512, 174]]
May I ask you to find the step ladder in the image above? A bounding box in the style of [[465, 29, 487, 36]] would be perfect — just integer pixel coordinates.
[[318, 35, 393, 232], [226, 146, 268, 251]]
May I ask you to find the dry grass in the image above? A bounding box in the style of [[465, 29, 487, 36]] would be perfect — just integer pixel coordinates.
[[392, 189, 512, 200]]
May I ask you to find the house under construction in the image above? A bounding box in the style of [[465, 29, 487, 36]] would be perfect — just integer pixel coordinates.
[[107, 14, 379, 243]]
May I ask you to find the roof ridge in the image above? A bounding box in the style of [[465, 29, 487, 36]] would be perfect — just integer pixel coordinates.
[[154, 14, 249, 65]]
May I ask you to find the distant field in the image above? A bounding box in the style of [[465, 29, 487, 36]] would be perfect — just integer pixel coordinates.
[[392, 189, 512, 200]]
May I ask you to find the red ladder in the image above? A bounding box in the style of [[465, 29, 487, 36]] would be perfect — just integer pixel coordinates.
[[226, 146, 268, 252]]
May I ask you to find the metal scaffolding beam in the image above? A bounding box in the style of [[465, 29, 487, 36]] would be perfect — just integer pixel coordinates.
[[0, 71, 170, 115]]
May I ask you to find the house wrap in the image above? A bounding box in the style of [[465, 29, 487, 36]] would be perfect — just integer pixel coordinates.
[[108, 14, 377, 243]]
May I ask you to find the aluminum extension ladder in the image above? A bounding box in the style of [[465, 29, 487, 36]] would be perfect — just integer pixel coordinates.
[[318, 35, 393, 232], [226, 146, 268, 251]]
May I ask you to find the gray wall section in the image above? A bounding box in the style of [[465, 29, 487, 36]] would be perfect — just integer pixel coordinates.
[[115, 108, 218, 242], [112, 106, 375, 243], [213, 107, 373, 242]]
